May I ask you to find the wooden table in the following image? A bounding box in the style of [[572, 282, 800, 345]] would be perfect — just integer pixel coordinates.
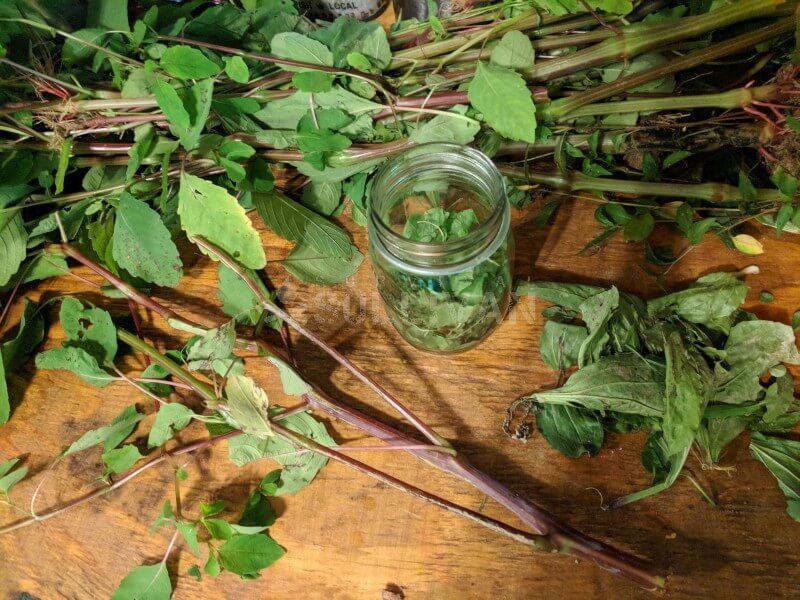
[[1, 199, 799, 599]]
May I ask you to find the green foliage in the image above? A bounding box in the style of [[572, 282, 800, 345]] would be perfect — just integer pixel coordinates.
[[0, 457, 27, 498], [148, 403, 195, 448], [490, 31, 535, 71], [521, 273, 800, 508], [111, 564, 172, 600], [179, 172, 266, 269], [228, 410, 335, 495], [223, 374, 273, 438], [750, 433, 800, 522], [113, 193, 183, 287], [468, 62, 537, 143]]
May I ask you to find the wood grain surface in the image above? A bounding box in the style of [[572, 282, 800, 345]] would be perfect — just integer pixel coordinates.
[[1, 197, 799, 600]]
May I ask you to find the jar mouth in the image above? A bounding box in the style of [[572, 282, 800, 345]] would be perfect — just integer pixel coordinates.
[[368, 143, 509, 275]]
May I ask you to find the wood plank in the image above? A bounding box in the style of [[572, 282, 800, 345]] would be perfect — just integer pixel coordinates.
[[1, 199, 799, 599]]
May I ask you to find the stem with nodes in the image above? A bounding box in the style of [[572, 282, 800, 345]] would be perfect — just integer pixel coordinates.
[[53, 241, 664, 589]]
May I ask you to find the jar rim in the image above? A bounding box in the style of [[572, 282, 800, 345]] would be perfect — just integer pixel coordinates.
[[368, 143, 509, 275]]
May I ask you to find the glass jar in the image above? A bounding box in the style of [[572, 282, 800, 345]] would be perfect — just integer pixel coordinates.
[[368, 143, 514, 353]]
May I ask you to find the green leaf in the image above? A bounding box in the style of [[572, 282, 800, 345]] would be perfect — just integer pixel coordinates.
[[531, 354, 665, 416], [88, 0, 130, 31], [312, 18, 391, 69], [179, 172, 266, 269], [239, 490, 276, 528], [292, 71, 334, 92], [301, 181, 342, 215], [695, 418, 747, 466], [750, 432, 800, 522], [35, 347, 113, 387], [270, 32, 333, 71], [687, 217, 716, 244], [282, 241, 363, 285], [647, 272, 747, 326], [203, 518, 234, 540], [177, 521, 202, 556], [0, 457, 27, 497], [716, 320, 800, 404], [113, 193, 183, 287], [224, 374, 273, 438], [537, 404, 603, 458], [266, 356, 312, 396], [539, 320, 588, 370], [253, 190, 354, 259], [228, 410, 335, 495], [516, 280, 604, 311], [201, 500, 226, 517], [490, 30, 534, 71], [111, 564, 172, 600], [60, 405, 144, 456], [148, 403, 195, 448], [0, 212, 26, 286], [102, 444, 144, 475], [661, 331, 711, 456], [204, 554, 221, 577], [217, 533, 285, 576], [217, 263, 272, 326], [409, 110, 480, 145], [760, 290, 775, 304], [623, 212, 654, 242], [58, 297, 117, 363], [153, 80, 191, 129], [186, 321, 236, 372], [663, 150, 692, 169], [224, 56, 249, 83], [174, 79, 214, 152], [54, 137, 72, 195], [468, 62, 536, 143], [160, 45, 221, 79], [577, 286, 619, 367]]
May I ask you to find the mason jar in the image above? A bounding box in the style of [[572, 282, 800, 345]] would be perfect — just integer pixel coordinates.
[[368, 143, 514, 353]]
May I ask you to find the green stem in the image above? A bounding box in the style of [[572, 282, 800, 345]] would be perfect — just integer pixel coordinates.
[[116, 329, 217, 405], [541, 85, 780, 121], [522, 0, 784, 82], [548, 17, 796, 117], [389, 10, 543, 66], [498, 165, 782, 204]]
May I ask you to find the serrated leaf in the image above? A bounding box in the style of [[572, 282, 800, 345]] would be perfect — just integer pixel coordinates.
[[111, 564, 172, 600], [148, 403, 195, 448], [179, 172, 266, 269], [217, 263, 272, 326], [491, 30, 534, 71], [0, 212, 26, 287], [175, 78, 214, 152], [224, 374, 272, 438], [217, 533, 285, 575], [253, 190, 353, 259], [160, 45, 221, 79], [113, 193, 183, 287], [271, 32, 333, 71], [282, 241, 363, 285], [468, 62, 536, 143]]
